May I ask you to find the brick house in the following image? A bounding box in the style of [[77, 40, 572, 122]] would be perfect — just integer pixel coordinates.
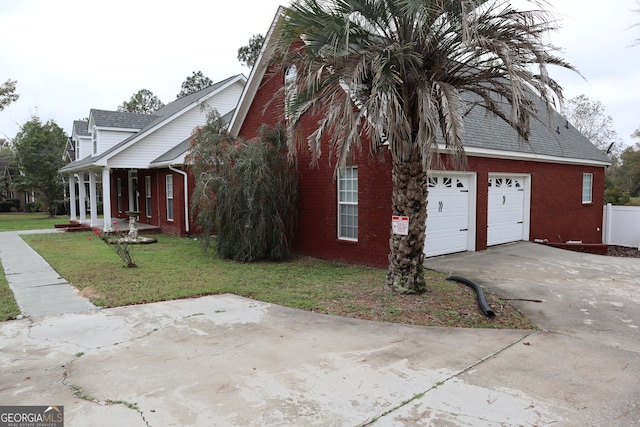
[[60, 74, 246, 235], [229, 11, 611, 268]]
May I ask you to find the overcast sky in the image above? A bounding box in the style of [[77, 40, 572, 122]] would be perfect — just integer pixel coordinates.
[[1, 0, 639, 147]]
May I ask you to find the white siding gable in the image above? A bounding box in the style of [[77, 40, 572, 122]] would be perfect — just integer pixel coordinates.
[[97, 129, 137, 155], [107, 81, 245, 168], [76, 136, 92, 159]]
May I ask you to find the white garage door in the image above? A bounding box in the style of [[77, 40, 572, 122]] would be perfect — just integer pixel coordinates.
[[424, 175, 470, 257], [487, 176, 525, 246]]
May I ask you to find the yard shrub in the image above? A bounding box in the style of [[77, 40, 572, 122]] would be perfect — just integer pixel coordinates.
[[604, 187, 631, 205], [0, 201, 13, 212], [26, 201, 43, 213], [7, 199, 20, 210], [92, 228, 136, 268], [188, 109, 297, 262]]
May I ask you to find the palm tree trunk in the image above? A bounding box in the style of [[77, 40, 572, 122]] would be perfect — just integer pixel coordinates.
[[385, 153, 428, 293]]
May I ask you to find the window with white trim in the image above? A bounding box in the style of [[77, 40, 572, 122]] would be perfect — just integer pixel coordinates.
[[145, 176, 152, 217], [166, 174, 174, 221], [92, 128, 98, 155], [284, 64, 297, 121], [582, 173, 593, 204], [338, 167, 358, 240]]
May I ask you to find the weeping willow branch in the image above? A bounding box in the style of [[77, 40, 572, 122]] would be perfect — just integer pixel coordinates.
[[187, 110, 298, 262]]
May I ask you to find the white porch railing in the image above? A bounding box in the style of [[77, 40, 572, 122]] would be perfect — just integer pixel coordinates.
[[603, 203, 640, 248]]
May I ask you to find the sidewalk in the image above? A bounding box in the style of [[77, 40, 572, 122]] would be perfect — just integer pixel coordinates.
[[0, 238, 638, 426], [0, 229, 96, 318]]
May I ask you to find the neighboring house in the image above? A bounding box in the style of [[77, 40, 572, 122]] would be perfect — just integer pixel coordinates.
[[229, 11, 611, 268], [60, 74, 246, 235], [0, 157, 34, 210], [0, 158, 17, 202]]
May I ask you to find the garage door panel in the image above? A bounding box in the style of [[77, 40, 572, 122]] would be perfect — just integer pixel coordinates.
[[425, 175, 471, 257], [487, 176, 525, 246]]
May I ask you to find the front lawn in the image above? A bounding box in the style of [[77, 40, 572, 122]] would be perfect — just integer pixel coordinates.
[[0, 213, 68, 231], [9, 232, 534, 329], [0, 259, 21, 320]]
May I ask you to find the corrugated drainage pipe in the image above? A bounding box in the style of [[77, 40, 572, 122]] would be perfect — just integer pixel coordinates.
[[446, 276, 496, 318]]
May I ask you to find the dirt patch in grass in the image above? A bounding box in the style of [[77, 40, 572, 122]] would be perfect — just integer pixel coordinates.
[[78, 286, 103, 300], [318, 272, 534, 329], [19, 232, 535, 329]]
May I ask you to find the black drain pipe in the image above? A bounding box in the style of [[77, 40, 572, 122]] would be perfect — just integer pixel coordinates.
[[446, 276, 496, 318]]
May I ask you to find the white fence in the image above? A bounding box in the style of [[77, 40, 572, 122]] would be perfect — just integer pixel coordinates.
[[603, 204, 640, 248]]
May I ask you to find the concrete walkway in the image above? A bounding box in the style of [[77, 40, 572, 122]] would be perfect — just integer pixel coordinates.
[[0, 229, 96, 317], [1, 238, 639, 426]]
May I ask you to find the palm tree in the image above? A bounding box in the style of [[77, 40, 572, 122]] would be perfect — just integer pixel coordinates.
[[274, 0, 575, 293]]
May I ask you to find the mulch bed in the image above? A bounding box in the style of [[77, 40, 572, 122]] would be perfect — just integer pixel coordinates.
[[608, 245, 640, 258]]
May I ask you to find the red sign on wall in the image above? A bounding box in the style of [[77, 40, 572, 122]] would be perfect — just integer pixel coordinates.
[[392, 216, 409, 235]]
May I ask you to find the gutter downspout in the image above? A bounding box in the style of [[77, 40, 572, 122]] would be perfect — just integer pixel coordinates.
[[168, 165, 190, 236]]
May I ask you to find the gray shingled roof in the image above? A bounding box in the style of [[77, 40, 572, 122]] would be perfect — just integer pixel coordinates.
[[450, 92, 611, 164], [150, 137, 192, 166], [73, 120, 90, 136], [151, 75, 241, 120], [93, 75, 243, 158], [61, 75, 244, 173], [90, 109, 158, 130]]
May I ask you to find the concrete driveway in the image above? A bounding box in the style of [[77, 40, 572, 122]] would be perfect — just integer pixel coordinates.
[[425, 242, 640, 426], [1, 241, 638, 426]]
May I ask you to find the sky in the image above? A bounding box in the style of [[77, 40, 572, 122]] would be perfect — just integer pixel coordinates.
[[1, 0, 639, 147]]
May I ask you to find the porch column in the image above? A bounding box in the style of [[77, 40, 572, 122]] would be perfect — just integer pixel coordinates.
[[78, 173, 87, 223], [68, 175, 77, 221], [102, 169, 112, 231], [89, 172, 99, 227]]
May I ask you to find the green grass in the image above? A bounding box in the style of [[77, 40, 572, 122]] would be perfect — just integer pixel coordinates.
[[0, 213, 68, 231], [20, 232, 383, 309], [0, 258, 21, 320], [2, 231, 534, 329]]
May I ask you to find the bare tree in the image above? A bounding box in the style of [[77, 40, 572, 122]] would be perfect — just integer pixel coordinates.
[[562, 94, 623, 155]]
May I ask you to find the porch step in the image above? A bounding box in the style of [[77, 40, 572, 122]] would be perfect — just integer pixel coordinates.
[[54, 222, 92, 232]]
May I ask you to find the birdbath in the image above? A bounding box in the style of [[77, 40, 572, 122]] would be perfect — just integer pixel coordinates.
[[125, 211, 141, 241]]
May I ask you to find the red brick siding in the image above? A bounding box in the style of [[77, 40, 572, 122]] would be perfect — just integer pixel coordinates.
[[238, 69, 287, 141], [157, 169, 184, 236], [109, 170, 130, 220], [464, 156, 605, 249], [291, 149, 393, 268], [108, 168, 192, 236], [236, 62, 606, 267]]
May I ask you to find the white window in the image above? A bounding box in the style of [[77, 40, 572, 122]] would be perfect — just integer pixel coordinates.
[[284, 65, 297, 121], [338, 167, 358, 240], [582, 173, 593, 204], [92, 128, 98, 155], [166, 174, 174, 221], [145, 176, 152, 217], [116, 178, 122, 213]]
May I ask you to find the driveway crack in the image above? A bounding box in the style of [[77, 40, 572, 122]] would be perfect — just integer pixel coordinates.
[[360, 330, 537, 425]]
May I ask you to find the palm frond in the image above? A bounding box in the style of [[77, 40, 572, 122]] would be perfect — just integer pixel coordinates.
[[274, 0, 576, 171]]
